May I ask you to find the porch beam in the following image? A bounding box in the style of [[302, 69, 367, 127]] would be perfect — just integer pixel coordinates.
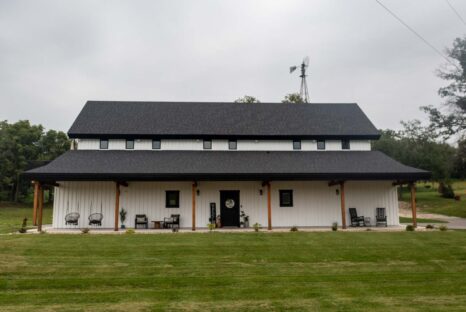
[[267, 182, 272, 230], [410, 183, 417, 227], [192, 182, 196, 231], [37, 184, 44, 232], [328, 180, 344, 187], [114, 182, 120, 231], [117, 181, 129, 187], [392, 180, 414, 186], [340, 182, 346, 229], [32, 181, 39, 226], [42, 182, 60, 188]]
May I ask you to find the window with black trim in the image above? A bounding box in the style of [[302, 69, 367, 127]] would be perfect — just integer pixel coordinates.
[[342, 139, 350, 150], [165, 191, 180, 208], [279, 190, 293, 207], [203, 139, 212, 150], [317, 140, 326, 150], [293, 140, 301, 150], [152, 139, 161, 149], [100, 139, 108, 149], [229, 140, 237, 150], [126, 139, 134, 149]]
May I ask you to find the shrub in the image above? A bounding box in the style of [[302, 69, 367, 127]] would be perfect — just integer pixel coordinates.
[[253, 223, 261, 232], [290, 226, 298, 232], [331, 222, 338, 231], [125, 229, 135, 234], [439, 225, 448, 231], [439, 182, 455, 199], [405, 225, 415, 231], [18, 217, 28, 233], [425, 224, 435, 229], [454, 195, 461, 201], [172, 227, 179, 233], [207, 223, 216, 232], [366, 228, 372, 231], [81, 228, 90, 234], [424, 185, 431, 189]]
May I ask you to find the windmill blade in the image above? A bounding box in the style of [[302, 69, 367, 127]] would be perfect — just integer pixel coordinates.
[[289, 66, 297, 73], [303, 56, 309, 66]]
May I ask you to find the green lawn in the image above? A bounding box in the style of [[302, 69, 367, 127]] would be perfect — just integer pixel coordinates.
[[0, 202, 52, 234], [399, 216, 447, 224], [401, 180, 466, 218], [1, 232, 466, 311]]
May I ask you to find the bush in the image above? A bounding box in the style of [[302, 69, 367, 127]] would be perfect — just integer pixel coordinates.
[[125, 229, 135, 234], [18, 217, 28, 233], [207, 223, 216, 232], [439, 225, 448, 231], [331, 222, 338, 231], [172, 227, 179, 233], [439, 182, 455, 199], [253, 223, 261, 232], [290, 226, 298, 232], [426, 224, 435, 229], [405, 225, 415, 231], [81, 228, 90, 234]]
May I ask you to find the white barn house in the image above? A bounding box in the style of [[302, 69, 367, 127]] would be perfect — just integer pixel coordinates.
[[26, 101, 430, 231]]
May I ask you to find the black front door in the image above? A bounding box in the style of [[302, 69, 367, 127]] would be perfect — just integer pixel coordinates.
[[220, 190, 240, 227]]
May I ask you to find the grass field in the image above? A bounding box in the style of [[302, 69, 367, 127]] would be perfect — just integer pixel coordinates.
[[401, 180, 466, 218], [1, 232, 466, 311], [0, 202, 52, 234], [399, 216, 447, 224]]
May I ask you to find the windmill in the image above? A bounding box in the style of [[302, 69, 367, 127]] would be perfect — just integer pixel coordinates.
[[289, 56, 310, 103]]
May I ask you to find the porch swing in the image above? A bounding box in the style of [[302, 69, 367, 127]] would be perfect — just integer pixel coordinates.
[[88, 201, 103, 227], [64, 201, 80, 226]]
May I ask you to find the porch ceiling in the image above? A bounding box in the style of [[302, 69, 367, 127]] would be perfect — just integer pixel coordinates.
[[24, 150, 431, 182]]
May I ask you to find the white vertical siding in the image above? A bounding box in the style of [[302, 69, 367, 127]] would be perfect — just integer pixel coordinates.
[[77, 139, 100, 150], [52, 181, 398, 228], [162, 139, 203, 150], [350, 140, 371, 151]]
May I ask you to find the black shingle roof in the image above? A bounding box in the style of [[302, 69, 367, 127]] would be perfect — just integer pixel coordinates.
[[24, 150, 430, 181], [67, 101, 380, 139]]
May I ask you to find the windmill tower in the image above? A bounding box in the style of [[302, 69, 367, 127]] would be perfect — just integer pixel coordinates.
[[289, 56, 310, 103]]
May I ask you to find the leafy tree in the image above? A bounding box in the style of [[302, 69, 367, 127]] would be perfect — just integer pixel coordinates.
[[234, 95, 260, 103], [282, 93, 304, 103], [0, 120, 70, 202], [453, 139, 466, 178], [422, 36, 466, 139]]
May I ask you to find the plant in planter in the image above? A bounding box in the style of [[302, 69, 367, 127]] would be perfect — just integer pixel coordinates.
[[18, 217, 28, 233], [253, 222, 261, 232], [207, 223, 216, 232], [119, 208, 127, 229], [240, 210, 250, 228]]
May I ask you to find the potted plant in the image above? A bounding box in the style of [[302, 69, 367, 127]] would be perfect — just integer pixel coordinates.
[[240, 210, 250, 228], [119, 208, 127, 229]]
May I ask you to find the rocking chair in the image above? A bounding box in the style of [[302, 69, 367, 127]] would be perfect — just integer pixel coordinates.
[[349, 208, 365, 227]]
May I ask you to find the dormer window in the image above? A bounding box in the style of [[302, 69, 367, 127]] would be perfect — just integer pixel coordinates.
[[152, 139, 161, 149], [229, 140, 237, 150], [317, 140, 325, 150], [342, 139, 350, 150], [293, 140, 301, 150], [203, 139, 212, 150], [126, 139, 134, 149], [100, 139, 108, 149]]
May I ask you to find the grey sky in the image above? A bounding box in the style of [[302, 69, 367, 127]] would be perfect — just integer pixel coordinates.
[[1, 0, 465, 132]]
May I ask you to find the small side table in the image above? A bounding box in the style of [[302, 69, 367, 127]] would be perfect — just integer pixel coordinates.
[[364, 217, 371, 227], [152, 221, 162, 229]]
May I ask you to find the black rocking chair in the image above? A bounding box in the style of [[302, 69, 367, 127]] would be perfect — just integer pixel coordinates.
[[163, 214, 180, 229], [88, 213, 103, 226], [65, 212, 80, 226], [349, 208, 365, 227], [135, 214, 148, 229], [376, 207, 387, 227]]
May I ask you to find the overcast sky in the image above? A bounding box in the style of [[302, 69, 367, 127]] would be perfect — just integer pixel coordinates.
[[1, 0, 465, 133]]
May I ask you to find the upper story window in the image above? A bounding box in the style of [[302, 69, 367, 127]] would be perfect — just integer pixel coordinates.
[[152, 139, 161, 150], [293, 140, 301, 150], [229, 140, 237, 150], [126, 139, 134, 149], [279, 190, 293, 207], [100, 139, 108, 149], [317, 140, 326, 150], [342, 139, 350, 150], [203, 139, 212, 150]]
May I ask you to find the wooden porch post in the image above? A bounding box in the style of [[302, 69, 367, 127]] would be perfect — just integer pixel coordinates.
[[340, 182, 346, 229], [114, 182, 120, 231], [32, 181, 39, 226], [192, 182, 196, 231], [267, 182, 272, 230], [37, 183, 44, 232], [410, 183, 417, 227]]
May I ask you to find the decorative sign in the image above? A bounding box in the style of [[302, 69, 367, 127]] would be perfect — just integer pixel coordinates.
[[225, 199, 235, 209]]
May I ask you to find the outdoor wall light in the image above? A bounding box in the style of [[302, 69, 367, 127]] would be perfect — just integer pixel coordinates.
[[259, 189, 263, 196], [335, 189, 340, 196], [196, 189, 200, 196]]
